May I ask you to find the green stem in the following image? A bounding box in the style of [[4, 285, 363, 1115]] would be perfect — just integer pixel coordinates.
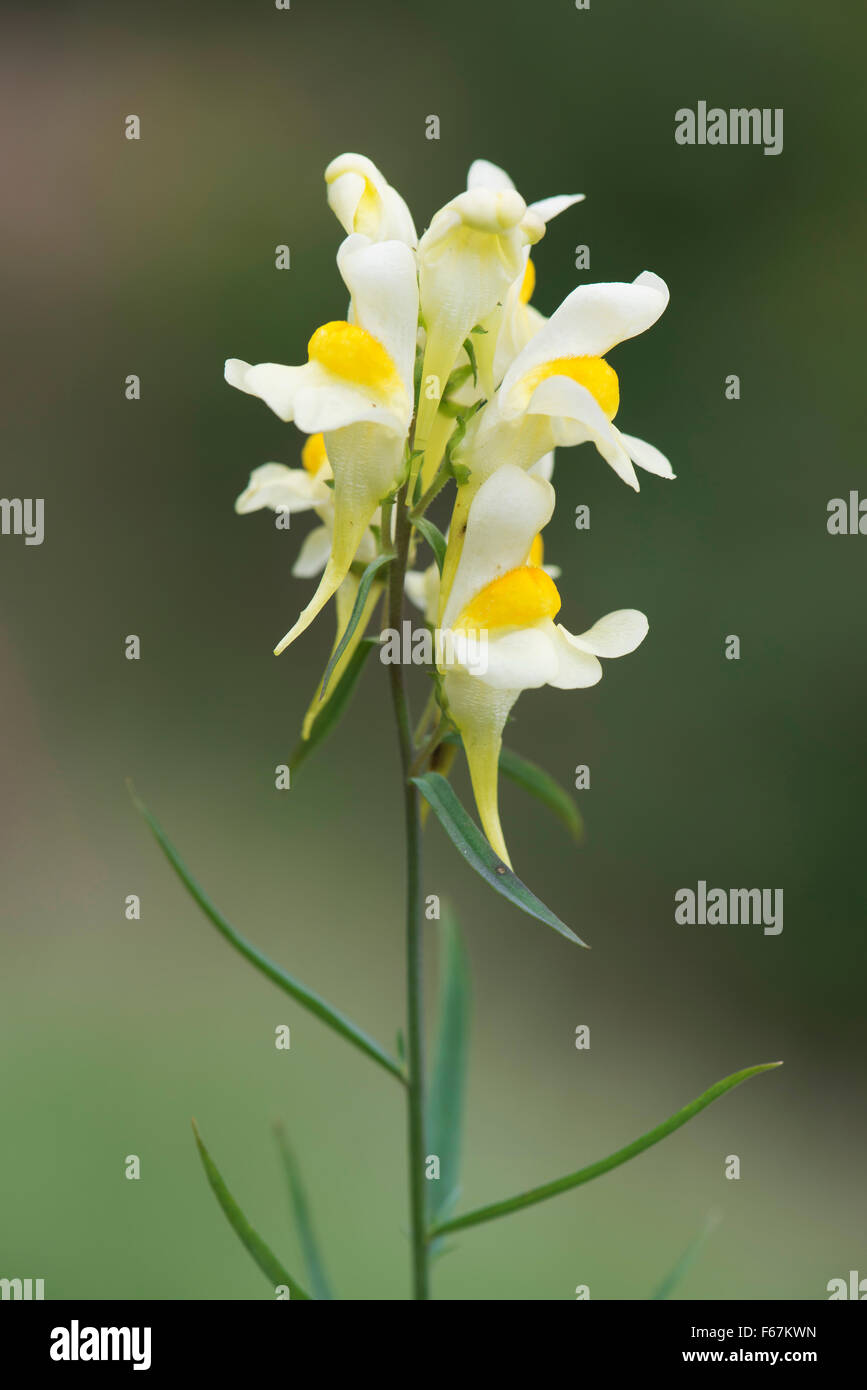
[[409, 456, 452, 519], [387, 484, 430, 1301]]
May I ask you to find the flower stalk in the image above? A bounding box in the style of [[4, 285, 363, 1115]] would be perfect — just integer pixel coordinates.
[[386, 483, 430, 1299]]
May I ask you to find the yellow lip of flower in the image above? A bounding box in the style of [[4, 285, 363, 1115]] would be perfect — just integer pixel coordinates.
[[456, 564, 561, 634], [522, 354, 620, 420], [519, 256, 536, 304], [301, 432, 329, 476], [307, 320, 403, 399], [527, 533, 544, 567]]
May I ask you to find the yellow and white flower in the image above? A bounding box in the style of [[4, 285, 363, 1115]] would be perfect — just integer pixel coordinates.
[[325, 153, 417, 246], [459, 271, 672, 494], [226, 231, 418, 652], [414, 184, 545, 452], [436, 273, 671, 614], [466, 160, 585, 385], [439, 464, 648, 864], [414, 159, 583, 486]]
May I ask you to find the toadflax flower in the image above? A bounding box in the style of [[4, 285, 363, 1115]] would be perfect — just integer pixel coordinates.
[[436, 271, 671, 618], [414, 190, 541, 454], [455, 271, 673, 495], [465, 160, 585, 388], [414, 161, 584, 457], [226, 231, 418, 653], [438, 464, 648, 865]]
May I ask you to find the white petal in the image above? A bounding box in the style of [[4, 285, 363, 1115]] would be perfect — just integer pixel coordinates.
[[292, 524, 333, 578], [547, 626, 604, 689], [326, 168, 367, 236], [441, 464, 555, 630], [336, 234, 418, 404], [526, 377, 640, 490], [619, 431, 675, 479], [566, 609, 649, 657], [227, 353, 408, 435], [292, 365, 407, 435], [633, 270, 669, 298], [452, 627, 558, 691], [467, 159, 516, 192], [234, 463, 327, 514], [502, 272, 670, 402], [529, 451, 556, 482], [379, 186, 418, 247], [225, 358, 254, 392], [528, 193, 585, 223], [228, 361, 305, 422]]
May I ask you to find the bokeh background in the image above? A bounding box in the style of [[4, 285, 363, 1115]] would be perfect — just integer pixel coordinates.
[[2, 0, 864, 1300]]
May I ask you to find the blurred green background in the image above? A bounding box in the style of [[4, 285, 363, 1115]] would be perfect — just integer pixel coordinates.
[[2, 0, 864, 1300]]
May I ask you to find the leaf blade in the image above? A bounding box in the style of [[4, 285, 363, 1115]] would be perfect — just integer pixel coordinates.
[[426, 908, 471, 1228], [319, 552, 392, 700], [430, 1063, 782, 1237], [412, 516, 447, 575], [274, 1125, 334, 1301], [128, 783, 405, 1083], [411, 772, 587, 947], [191, 1120, 310, 1299]]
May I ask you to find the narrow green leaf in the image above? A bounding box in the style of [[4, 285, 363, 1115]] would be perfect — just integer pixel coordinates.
[[319, 551, 392, 701], [426, 909, 471, 1228], [411, 772, 587, 947], [413, 516, 447, 574], [128, 784, 405, 1083], [652, 1211, 721, 1300], [191, 1120, 310, 1299], [291, 637, 376, 773], [274, 1124, 334, 1301], [430, 1063, 782, 1237], [444, 734, 584, 844]]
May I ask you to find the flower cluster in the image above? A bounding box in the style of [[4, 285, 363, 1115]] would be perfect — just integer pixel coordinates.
[[226, 153, 672, 866]]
